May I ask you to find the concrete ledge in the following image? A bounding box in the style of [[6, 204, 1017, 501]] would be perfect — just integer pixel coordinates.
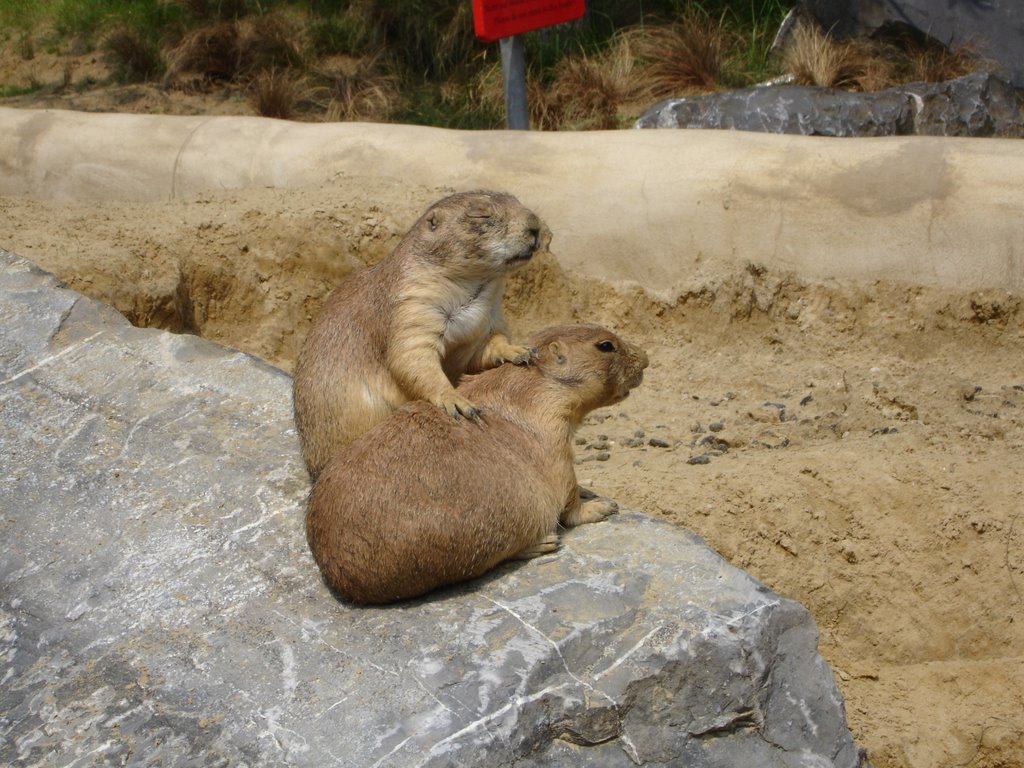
[[1, 107, 1022, 295]]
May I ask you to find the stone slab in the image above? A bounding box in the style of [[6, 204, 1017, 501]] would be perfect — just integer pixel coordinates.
[[635, 73, 1024, 138]]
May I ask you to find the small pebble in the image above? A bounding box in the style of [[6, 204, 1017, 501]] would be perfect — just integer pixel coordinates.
[[751, 431, 789, 449], [777, 536, 798, 556], [633, 429, 646, 438], [648, 437, 671, 448], [709, 421, 724, 432], [594, 452, 610, 462], [698, 435, 729, 452], [840, 540, 859, 564], [748, 407, 782, 424], [961, 385, 982, 402], [687, 454, 711, 465], [589, 440, 610, 451]]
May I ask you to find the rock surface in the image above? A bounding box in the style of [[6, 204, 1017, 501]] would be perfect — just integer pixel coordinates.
[[635, 72, 1024, 137], [800, 0, 1024, 90], [0, 249, 867, 766]]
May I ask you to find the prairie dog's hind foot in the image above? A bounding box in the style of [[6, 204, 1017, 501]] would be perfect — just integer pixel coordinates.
[[515, 533, 560, 560], [562, 497, 619, 527]]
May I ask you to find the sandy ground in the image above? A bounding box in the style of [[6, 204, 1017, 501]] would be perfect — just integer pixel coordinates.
[[2, 175, 1022, 767], [4, 44, 1024, 768]]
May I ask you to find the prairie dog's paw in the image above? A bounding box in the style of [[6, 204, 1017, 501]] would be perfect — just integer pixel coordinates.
[[507, 346, 538, 365], [563, 498, 619, 527], [515, 533, 560, 560], [437, 392, 482, 421], [487, 342, 536, 367]]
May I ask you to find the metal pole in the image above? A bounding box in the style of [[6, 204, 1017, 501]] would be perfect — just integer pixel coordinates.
[[499, 35, 529, 130]]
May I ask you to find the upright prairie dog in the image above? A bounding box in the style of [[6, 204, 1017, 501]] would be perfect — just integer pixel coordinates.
[[293, 190, 544, 479], [306, 324, 650, 605]]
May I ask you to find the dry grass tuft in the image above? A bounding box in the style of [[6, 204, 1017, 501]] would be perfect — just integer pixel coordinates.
[[105, 28, 163, 83], [543, 37, 647, 130], [781, 21, 986, 92], [900, 37, 985, 83], [314, 54, 400, 122], [17, 31, 35, 60], [164, 12, 304, 86], [472, 61, 507, 118], [782, 21, 868, 89], [475, 33, 649, 131], [250, 68, 298, 119], [546, 56, 623, 129], [630, 10, 730, 97], [60, 59, 77, 92], [165, 20, 241, 83], [242, 12, 304, 74]]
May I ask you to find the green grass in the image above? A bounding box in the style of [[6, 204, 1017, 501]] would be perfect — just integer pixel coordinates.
[[0, 0, 46, 30], [307, 14, 372, 58], [0, 0, 796, 126], [0, 82, 43, 97], [392, 80, 504, 130], [713, 0, 793, 84]]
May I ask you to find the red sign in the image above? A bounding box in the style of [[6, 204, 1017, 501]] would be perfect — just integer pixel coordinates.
[[472, 0, 586, 42]]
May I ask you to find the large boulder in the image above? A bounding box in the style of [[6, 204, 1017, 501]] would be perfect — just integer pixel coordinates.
[[800, 0, 1024, 90], [0, 249, 867, 766], [635, 72, 1024, 137]]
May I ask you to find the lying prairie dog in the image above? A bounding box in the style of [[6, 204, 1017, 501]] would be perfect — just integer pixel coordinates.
[[306, 324, 649, 605]]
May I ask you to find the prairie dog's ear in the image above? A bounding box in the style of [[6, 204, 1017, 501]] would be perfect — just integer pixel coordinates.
[[466, 201, 494, 219], [426, 211, 441, 231], [547, 340, 568, 365]]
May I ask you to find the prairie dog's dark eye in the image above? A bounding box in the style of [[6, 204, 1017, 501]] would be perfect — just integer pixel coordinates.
[[595, 340, 616, 352]]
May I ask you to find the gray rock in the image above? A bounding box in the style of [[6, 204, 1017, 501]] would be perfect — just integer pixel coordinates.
[[800, 0, 1024, 90], [904, 73, 1024, 137], [0, 250, 868, 767], [637, 81, 912, 136], [636, 72, 1024, 137]]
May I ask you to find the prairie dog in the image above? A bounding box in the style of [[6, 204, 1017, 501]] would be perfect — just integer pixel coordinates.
[[293, 190, 544, 479], [306, 324, 650, 605]]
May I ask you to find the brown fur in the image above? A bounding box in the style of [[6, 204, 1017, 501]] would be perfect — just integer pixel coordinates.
[[305, 324, 649, 605], [293, 190, 544, 479]]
